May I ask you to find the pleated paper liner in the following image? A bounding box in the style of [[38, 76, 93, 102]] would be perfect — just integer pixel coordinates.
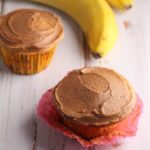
[[37, 89, 143, 147], [1, 46, 56, 75]]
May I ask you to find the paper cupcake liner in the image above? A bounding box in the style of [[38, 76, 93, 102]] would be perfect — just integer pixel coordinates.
[[1, 46, 56, 75], [37, 89, 143, 147]]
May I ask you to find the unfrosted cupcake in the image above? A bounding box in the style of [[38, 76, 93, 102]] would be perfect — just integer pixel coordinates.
[[52, 67, 139, 139], [0, 9, 64, 74]]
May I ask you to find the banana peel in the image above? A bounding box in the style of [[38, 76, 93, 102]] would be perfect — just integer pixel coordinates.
[[30, 0, 118, 57], [106, 0, 133, 10]]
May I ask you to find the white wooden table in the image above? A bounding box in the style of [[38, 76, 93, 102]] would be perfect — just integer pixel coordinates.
[[0, 0, 150, 149]]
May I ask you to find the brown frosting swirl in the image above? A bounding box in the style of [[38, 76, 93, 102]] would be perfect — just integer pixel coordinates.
[[53, 67, 136, 126], [0, 9, 64, 52]]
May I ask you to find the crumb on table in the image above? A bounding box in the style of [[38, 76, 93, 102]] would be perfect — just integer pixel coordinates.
[[123, 20, 131, 29]]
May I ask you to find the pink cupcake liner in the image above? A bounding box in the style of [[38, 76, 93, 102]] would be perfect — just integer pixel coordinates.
[[37, 89, 143, 147]]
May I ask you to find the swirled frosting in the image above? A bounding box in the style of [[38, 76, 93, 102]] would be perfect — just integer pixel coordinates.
[[0, 9, 64, 52], [54, 67, 136, 126]]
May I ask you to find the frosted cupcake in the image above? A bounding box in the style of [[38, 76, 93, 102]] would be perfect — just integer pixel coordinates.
[[52, 67, 139, 139], [0, 9, 64, 74]]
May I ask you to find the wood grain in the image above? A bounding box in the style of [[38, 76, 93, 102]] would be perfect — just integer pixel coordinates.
[[0, 0, 2, 10], [0, 0, 2, 13], [0, 0, 150, 150]]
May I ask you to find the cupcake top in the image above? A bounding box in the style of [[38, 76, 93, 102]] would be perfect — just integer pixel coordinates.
[[0, 9, 64, 52], [53, 67, 136, 126]]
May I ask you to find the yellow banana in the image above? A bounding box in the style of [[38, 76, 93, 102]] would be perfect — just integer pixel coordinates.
[[30, 0, 118, 57], [106, 0, 133, 10]]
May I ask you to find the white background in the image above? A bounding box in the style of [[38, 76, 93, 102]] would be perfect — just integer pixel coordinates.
[[0, 0, 149, 149]]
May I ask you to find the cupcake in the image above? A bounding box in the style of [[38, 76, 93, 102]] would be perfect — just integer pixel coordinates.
[[0, 9, 64, 74], [50, 67, 140, 139]]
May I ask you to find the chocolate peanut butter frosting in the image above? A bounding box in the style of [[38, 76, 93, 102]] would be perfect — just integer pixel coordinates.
[[0, 9, 64, 52], [54, 67, 136, 126]]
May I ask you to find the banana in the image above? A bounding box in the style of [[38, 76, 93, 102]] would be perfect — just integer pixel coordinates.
[[30, 0, 118, 57], [106, 0, 133, 10]]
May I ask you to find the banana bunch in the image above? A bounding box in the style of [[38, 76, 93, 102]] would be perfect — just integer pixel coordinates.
[[30, 0, 133, 57]]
